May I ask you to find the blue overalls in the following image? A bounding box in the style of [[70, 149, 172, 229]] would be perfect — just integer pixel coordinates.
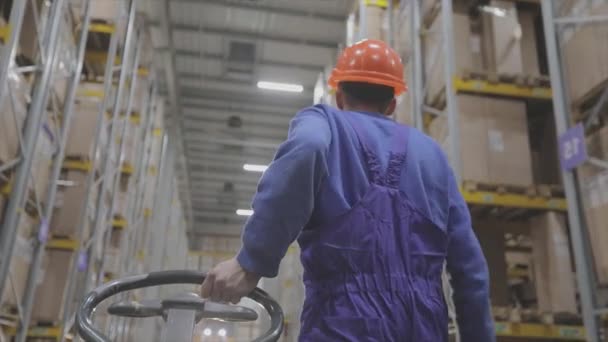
[[236, 104, 495, 342], [298, 113, 447, 341]]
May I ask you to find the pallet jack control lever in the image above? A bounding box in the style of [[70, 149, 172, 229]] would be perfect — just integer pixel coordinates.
[[76, 270, 284, 342]]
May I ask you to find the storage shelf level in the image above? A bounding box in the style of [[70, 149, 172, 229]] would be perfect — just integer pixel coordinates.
[[495, 321, 586, 340], [453, 77, 553, 100], [461, 188, 567, 211]]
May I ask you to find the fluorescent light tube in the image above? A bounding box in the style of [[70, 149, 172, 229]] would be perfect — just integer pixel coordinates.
[[236, 209, 254, 216], [243, 164, 268, 173], [257, 81, 304, 93]]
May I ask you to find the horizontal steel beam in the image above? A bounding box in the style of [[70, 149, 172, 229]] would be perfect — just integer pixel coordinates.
[[180, 86, 313, 109], [174, 51, 324, 72], [191, 222, 243, 236], [185, 133, 281, 149], [171, 0, 347, 22], [183, 125, 287, 142], [188, 153, 270, 167], [181, 98, 300, 117], [186, 144, 274, 159], [149, 21, 338, 49], [182, 108, 293, 126]]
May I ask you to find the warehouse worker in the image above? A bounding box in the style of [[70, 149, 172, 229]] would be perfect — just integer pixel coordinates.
[[201, 39, 495, 341]]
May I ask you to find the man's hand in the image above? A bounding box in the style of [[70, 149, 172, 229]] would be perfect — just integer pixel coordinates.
[[200, 257, 261, 304]]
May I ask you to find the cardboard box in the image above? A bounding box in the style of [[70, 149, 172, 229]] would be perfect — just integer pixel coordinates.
[[429, 94, 533, 186], [65, 101, 106, 160], [518, 9, 541, 76], [530, 212, 578, 313], [30, 125, 55, 201], [563, 2, 608, 103], [0, 236, 33, 308], [32, 249, 73, 322], [473, 220, 509, 306], [51, 170, 91, 238], [424, 11, 474, 103], [578, 125, 608, 284], [0, 69, 30, 164], [481, 0, 524, 74]]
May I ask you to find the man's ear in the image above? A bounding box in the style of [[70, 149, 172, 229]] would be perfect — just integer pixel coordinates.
[[385, 98, 397, 116], [335, 89, 345, 110]]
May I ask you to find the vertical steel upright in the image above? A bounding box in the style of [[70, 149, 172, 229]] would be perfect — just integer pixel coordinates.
[[441, 0, 462, 182], [407, 0, 424, 131], [541, 0, 605, 340], [15, 1, 94, 340], [0, 0, 27, 109], [0, 0, 68, 297], [59, 1, 139, 340]]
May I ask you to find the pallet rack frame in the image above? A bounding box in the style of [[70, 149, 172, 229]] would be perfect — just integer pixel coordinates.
[[0, 0, 181, 341], [400, 0, 586, 340], [541, 0, 608, 340]]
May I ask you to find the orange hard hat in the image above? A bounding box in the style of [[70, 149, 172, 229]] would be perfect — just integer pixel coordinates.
[[328, 39, 407, 95]]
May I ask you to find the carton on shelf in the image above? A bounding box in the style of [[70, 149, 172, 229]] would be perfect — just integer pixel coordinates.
[[65, 100, 108, 161], [481, 0, 524, 74], [424, 10, 474, 103], [429, 94, 533, 186], [530, 212, 578, 313], [0, 68, 30, 165], [563, 2, 608, 103], [578, 125, 608, 284], [0, 236, 34, 308], [473, 219, 510, 306], [51, 170, 93, 238], [32, 249, 73, 322], [30, 124, 55, 202]]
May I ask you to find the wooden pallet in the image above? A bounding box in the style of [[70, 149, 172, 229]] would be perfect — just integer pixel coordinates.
[[462, 180, 538, 197], [461, 69, 551, 88], [493, 307, 583, 326]]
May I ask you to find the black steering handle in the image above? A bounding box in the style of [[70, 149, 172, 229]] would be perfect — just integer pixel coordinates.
[[76, 270, 284, 342]]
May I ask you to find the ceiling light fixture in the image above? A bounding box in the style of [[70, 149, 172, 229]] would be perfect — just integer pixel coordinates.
[[243, 164, 268, 173], [257, 81, 304, 93], [236, 209, 254, 216]]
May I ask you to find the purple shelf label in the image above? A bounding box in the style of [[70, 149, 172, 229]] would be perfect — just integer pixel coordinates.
[[559, 123, 587, 171], [38, 219, 49, 243], [77, 251, 88, 272]]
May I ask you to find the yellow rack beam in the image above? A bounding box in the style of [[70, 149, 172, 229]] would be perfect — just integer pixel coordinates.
[[84, 51, 149, 76], [4, 325, 62, 338], [453, 77, 553, 100], [77, 88, 104, 99], [63, 160, 92, 172], [144, 208, 153, 217], [495, 322, 586, 340], [0, 25, 10, 42], [88, 23, 115, 34], [460, 187, 567, 211], [46, 238, 79, 251], [121, 164, 134, 175], [112, 218, 128, 229], [136, 250, 145, 261], [1, 182, 11, 195], [153, 128, 162, 137]]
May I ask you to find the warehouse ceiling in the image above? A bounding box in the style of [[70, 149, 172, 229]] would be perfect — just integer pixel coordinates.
[[144, 0, 350, 243]]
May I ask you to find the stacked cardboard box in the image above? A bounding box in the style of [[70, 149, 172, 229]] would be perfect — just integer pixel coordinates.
[[51, 170, 95, 238], [31, 249, 73, 322], [578, 125, 608, 284], [428, 94, 533, 186], [530, 212, 578, 314], [562, 2, 608, 104], [423, 2, 543, 103], [473, 219, 510, 307], [0, 214, 36, 309], [0, 67, 30, 165]]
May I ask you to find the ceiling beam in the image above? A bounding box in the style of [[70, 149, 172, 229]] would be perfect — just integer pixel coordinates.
[[171, 0, 347, 22], [191, 222, 243, 236], [149, 21, 338, 49], [179, 86, 313, 109], [181, 98, 301, 117], [187, 152, 271, 166], [186, 144, 274, 159], [185, 133, 281, 149], [182, 105, 295, 124], [174, 50, 324, 72]]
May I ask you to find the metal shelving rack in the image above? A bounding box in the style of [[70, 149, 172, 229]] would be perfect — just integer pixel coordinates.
[[0, 0, 184, 341], [540, 1, 608, 341]]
